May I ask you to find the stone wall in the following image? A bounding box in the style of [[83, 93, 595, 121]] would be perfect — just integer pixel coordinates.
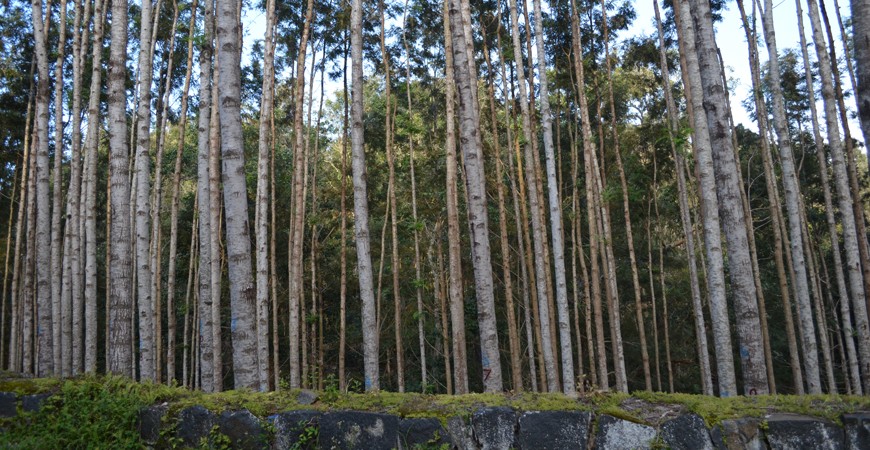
[[2, 391, 868, 449]]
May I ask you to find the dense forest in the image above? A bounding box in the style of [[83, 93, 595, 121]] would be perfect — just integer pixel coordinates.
[[1, 0, 870, 398]]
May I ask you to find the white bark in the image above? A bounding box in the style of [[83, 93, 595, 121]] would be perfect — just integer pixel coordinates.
[[447, 0, 503, 392], [530, 0, 574, 395], [806, 0, 870, 392], [351, 0, 379, 391], [107, 0, 133, 377], [674, 0, 738, 396], [134, 0, 156, 382], [686, 0, 768, 395], [254, 0, 276, 392], [758, 0, 822, 393], [215, 0, 259, 390]]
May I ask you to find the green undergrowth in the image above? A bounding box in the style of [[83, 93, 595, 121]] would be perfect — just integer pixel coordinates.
[[0, 375, 868, 448]]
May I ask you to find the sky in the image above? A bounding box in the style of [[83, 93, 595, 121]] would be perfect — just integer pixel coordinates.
[[238, 0, 860, 139]]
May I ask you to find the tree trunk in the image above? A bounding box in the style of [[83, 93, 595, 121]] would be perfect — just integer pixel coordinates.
[[508, 0, 556, 392], [254, 0, 276, 391], [599, 0, 651, 393], [673, 0, 738, 396], [402, 9, 428, 391], [754, 0, 823, 394], [442, 0, 468, 394], [853, 0, 870, 153], [9, 84, 33, 372], [339, 34, 349, 392], [685, 0, 768, 395], [351, 0, 379, 391], [378, 0, 404, 392], [215, 0, 259, 390], [806, 0, 870, 392], [83, 0, 105, 374], [531, 0, 575, 395], [653, 0, 712, 395], [446, 0, 503, 392], [133, 0, 156, 382], [107, 0, 133, 377], [287, 0, 315, 389], [569, 0, 608, 390], [736, 0, 804, 394], [50, 0, 68, 376], [482, 34, 522, 392]]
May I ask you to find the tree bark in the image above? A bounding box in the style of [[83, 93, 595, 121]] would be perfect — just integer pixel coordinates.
[[531, 0, 575, 395], [447, 0, 503, 392], [215, 0, 259, 390], [133, 0, 156, 381], [442, 0, 468, 394], [508, 0, 556, 392], [51, 0, 68, 376], [351, 0, 379, 391], [83, 0, 105, 374], [254, 0, 276, 391], [164, 0, 197, 383], [673, 0, 738, 396], [754, 0, 823, 394], [653, 0, 712, 395], [685, 0, 768, 395], [806, 0, 870, 392], [106, 0, 133, 378]]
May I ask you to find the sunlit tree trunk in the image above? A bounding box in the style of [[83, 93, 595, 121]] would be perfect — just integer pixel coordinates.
[[287, 0, 315, 389], [29, 0, 54, 377], [819, 0, 870, 321], [735, 0, 804, 394], [508, 0, 556, 391], [482, 36, 522, 392], [215, 0, 259, 390], [107, 0, 133, 377]]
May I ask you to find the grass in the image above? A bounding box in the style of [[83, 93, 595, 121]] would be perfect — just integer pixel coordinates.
[[0, 375, 867, 447]]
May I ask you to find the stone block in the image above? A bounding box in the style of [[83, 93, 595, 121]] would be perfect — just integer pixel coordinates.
[[318, 411, 399, 450], [765, 413, 843, 450], [517, 410, 591, 450], [594, 414, 657, 450]]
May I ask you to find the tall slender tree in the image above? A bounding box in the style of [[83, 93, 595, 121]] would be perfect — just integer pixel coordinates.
[[447, 0, 503, 392], [107, 0, 133, 377], [351, 0, 379, 392], [215, 0, 260, 390]]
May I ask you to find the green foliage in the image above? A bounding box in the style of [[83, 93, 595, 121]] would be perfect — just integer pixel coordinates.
[[0, 375, 180, 449], [289, 419, 319, 450]]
